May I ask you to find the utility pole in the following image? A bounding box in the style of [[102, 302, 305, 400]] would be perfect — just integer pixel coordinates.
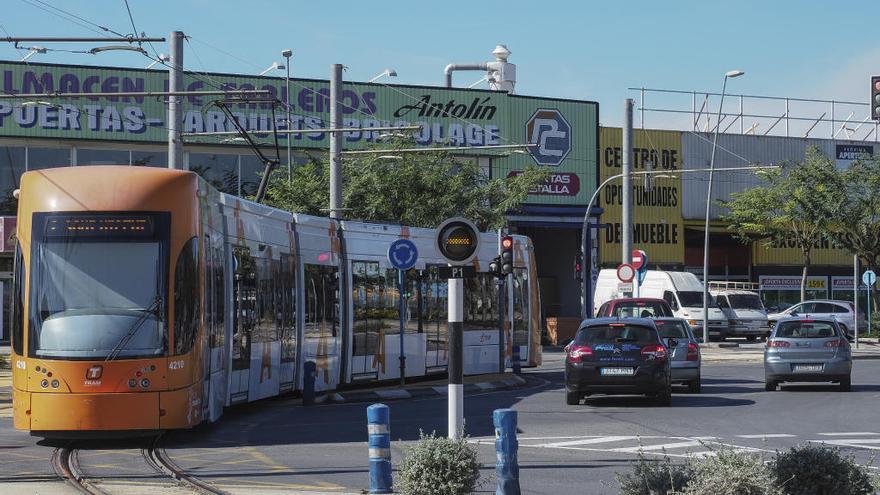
[[282, 49, 293, 183], [329, 64, 343, 218], [622, 99, 634, 268], [168, 31, 184, 170]]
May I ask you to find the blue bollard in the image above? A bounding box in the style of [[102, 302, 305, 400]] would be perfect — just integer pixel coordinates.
[[303, 361, 316, 406], [367, 403, 393, 494], [494, 408, 521, 495]]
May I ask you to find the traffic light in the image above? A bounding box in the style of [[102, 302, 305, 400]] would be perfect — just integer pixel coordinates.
[[500, 236, 514, 276], [872, 76, 880, 121], [574, 250, 583, 281], [488, 255, 502, 278]]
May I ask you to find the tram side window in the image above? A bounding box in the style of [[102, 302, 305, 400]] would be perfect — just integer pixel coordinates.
[[512, 268, 529, 347], [11, 245, 23, 356], [424, 268, 448, 354], [280, 254, 296, 363], [213, 245, 225, 350], [251, 257, 279, 345], [464, 274, 499, 329], [304, 264, 339, 343], [232, 246, 256, 370], [173, 237, 200, 355]]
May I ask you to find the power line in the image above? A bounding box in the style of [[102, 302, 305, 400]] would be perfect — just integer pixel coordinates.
[[25, 0, 129, 38]]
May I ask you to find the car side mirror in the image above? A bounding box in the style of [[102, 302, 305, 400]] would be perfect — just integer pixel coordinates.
[[563, 341, 572, 353], [667, 338, 679, 348], [790, 310, 798, 316]]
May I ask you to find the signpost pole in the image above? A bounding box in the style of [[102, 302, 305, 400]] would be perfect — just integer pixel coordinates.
[[448, 275, 464, 439], [622, 99, 633, 269], [854, 255, 860, 349], [869, 284, 872, 337], [398, 269, 406, 386]]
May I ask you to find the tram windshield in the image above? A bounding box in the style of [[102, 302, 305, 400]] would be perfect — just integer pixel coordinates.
[[29, 213, 169, 360]]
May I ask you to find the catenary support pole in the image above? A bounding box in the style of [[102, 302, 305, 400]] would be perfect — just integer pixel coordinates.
[[622, 99, 633, 269], [367, 403, 392, 494], [448, 277, 464, 439], [167, 31, 184, 169], [329, 64, 343, 218]]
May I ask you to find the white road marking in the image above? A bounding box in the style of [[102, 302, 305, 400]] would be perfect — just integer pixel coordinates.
[[537, 436, 640, 448], [611, 440, 704, 453], [737, 434, 796, 439], [817, 432, 880, 436]]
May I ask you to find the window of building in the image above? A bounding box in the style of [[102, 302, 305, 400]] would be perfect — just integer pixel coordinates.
[[239, 155, 265, 198], [0, 146, 25, 216], [27, 147, 70, 170], [189, 153, 238, 195], [77, 148, 130, 166], [132, 150, 167, 167]]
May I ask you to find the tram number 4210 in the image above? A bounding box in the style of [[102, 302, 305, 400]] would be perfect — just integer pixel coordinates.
[[169, 360, 185, 370]]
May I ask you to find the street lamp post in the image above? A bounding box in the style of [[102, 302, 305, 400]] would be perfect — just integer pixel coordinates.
[[368, 68, 397, 83], [702, 70, 744, 343], [282, 49, 293, 183]]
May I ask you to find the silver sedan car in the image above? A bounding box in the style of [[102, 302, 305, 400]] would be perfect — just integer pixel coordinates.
[[764, 317, 852, 392], [654, 317, 701, 393]]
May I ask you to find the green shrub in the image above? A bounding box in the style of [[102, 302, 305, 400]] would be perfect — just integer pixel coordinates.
[[397, 430, 481, 495], [683, 449, 780, 495], [617, 453, 694, 495], [772, 444, 874, 495]]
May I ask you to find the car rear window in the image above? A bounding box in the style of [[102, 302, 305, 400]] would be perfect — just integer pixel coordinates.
[[612, 302, 671, 318], [775, 321, 838, 339], [655, 320, 689, 339], [576, 325, 658, 345]]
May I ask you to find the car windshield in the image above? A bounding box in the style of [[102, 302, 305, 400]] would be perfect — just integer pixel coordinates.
[[612, 302, 671, 318], [728, 294, 764, 311], [29, 213, 168, 360], [576, 325, 658, 345], [655, 321, 689, 339], [678, 291, 716, 308], [775, 321, 838, 339]]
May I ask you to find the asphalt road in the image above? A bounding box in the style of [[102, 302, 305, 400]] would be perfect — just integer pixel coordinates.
[[3, 351, 880, 494]]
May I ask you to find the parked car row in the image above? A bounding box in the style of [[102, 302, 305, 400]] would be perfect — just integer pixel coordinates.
[[565, 295, 854, 406], [593, 269, 865, 341]]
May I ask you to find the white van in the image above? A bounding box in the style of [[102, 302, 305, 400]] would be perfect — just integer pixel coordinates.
[[594, 269, 729, 341], [709, 284, 769, 341]]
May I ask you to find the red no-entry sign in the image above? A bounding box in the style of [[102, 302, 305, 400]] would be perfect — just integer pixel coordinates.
[[631, 249, 647, 271]]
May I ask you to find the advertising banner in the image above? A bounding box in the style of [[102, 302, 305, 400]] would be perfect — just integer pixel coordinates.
[[759, 275, 827, 291], [598, 128, 683, 265], [751, 235, 853, 266], [0, 61, 598, 206]]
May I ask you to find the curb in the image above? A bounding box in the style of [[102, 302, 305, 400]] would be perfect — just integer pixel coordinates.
[[332, 375, 528, 404]]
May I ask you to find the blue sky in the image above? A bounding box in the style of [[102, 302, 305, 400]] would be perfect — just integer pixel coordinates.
[[2, 1, 878, 128]]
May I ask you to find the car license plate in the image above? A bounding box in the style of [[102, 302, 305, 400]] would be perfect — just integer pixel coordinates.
[[793, 364, 824, 373], [601, 367, 635, 376]]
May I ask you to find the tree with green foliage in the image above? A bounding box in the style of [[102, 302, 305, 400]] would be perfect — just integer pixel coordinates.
[[722, 148, 842, 302], [260, 138, 550, 230], [821, 155, 880, 312]]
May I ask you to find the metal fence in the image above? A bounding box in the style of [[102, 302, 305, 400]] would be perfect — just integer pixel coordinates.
[[629, 87, 879, 142]]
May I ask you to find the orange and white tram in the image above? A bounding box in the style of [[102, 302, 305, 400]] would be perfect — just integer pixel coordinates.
[[10, 166, 541, 435]]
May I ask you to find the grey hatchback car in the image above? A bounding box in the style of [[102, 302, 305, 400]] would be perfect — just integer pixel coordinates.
[[764, 317, 852, 392], [654, 318, 701, 393]]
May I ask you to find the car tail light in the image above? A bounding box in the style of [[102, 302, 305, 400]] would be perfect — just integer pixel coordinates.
[[641, 344, 668, 361], [567, 344, 593, 363], [825, 339, 847, 348], [686, 342, 700, 361], [767, 340, 790, 348]]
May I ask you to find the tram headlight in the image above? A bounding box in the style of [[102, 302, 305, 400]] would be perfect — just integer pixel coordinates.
[[140, 378, 150, 388], [50, 380, 59, 389], [40, 379, 48, 388], [128, 379, 137, 388]]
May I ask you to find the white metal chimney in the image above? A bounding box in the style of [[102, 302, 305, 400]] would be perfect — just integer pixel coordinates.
[[443, 44, 517, 94], [487, 45, 516, 94]]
